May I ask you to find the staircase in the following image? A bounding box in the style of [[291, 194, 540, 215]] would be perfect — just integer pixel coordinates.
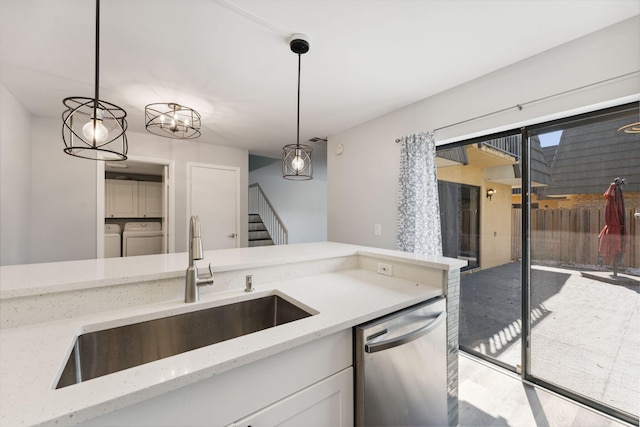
[[248, 214, 274, 247], [248, 183, 288, 246]]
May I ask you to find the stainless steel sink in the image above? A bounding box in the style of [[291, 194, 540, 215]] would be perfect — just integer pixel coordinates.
[[56, 294, 313, 388]]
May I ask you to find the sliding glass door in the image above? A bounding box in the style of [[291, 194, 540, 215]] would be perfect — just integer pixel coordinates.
[[525, 106, 639, 424], [438, 131, 523, 371], [441, 102, 639, 424]]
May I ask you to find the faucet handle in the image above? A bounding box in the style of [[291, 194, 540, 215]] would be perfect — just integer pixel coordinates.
[[200, 263, 213, 278], [196, 263, 215, 288], [196, 263, 214, 279]]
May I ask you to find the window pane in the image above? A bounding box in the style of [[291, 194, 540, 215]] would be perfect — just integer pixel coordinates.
[[529, 115, 639, 418], [439, 134, 522, 369]]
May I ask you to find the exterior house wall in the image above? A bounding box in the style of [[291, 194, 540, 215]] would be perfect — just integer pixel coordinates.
[[513, 191, 640, 210], [553, 192, 640, 210], [481, 183, 513, 270], [438, 165, 512, 270]]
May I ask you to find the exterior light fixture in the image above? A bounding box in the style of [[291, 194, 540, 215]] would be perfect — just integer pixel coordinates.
[[145, 103, 201, 139], [486, 188, 496, 200], [283, 34, 313, 180], [62, 0, 128, 161]]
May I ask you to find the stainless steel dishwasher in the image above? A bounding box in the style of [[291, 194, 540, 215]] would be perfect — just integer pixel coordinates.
[[355, 297, 447, 426]]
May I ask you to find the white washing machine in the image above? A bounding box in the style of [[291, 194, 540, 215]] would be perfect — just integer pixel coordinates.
[[104, 224, 122, 258], [122, 222, 163, 257]]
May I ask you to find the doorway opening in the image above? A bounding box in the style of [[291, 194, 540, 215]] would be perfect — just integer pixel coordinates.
[[96, 156, 175, 258]]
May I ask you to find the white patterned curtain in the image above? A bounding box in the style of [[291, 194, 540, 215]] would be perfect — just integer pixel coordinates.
[[396, 132, 442, 256]]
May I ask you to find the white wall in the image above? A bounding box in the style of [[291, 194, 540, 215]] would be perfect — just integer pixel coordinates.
[[249, 145, 327, 244], [30, 117, 97, 263], [0, 83, 32, 265], [3, 113, 248, 264], [327, 17, 640, 249]]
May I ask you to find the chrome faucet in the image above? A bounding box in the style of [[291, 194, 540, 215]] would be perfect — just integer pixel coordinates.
[[185, 215, 214, 303]]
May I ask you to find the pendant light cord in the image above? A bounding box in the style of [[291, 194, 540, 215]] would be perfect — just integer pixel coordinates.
[[93, 0, 100, 125], [296, 52, 301, 148]]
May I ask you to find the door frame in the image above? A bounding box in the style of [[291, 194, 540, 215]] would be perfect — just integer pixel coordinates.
[[186, 162, 241, 249], [448, 102, 639, 425], [96, 156, 176, 258]]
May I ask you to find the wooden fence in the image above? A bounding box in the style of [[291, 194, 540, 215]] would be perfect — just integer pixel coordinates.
[[511, 208, 639, 269]]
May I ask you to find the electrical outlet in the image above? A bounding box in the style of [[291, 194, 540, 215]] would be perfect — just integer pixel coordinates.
[[377, 262, 392, 276]]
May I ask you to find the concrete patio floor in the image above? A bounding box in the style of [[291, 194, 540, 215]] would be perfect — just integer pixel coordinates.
[[459, 261, 639, 418]]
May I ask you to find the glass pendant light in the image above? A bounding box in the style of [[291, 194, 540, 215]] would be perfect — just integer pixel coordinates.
[[283, 34, 313, 180], [62, 0, 128, 161]]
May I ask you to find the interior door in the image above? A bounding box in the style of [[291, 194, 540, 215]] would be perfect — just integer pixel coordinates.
[[189, 164, 239, 250]]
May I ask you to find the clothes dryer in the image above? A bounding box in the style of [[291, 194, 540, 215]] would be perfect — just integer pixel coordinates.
[[122, 222, 163, 257]]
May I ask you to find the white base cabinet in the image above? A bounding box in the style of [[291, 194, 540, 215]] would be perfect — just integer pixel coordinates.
[[229, 368, 353, 427], [81, 330, 353, 427]]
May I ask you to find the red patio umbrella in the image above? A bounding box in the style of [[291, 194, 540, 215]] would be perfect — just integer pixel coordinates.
[[598, 178, 627, 275]]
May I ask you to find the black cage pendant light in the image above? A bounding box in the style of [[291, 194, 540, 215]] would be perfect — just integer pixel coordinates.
[[282, 34, 313, 180], [62, 0, 128, 160]]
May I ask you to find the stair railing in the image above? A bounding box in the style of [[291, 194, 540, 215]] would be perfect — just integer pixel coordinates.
[[249, 183, 288, 245]]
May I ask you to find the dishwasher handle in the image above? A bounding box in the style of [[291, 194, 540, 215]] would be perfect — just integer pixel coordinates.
[[364, 311, 446, 354]]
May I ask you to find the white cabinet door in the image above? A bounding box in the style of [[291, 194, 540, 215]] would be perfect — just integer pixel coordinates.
[[106, 180, 138, 218], [188, 164, 239, 249], [231, 368, 353, 427], [138, 182, 162, 218], [80, 331, 352, 427]]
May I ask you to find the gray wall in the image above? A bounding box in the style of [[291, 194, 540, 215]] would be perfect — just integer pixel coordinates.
[[327, 17, 640, 249], [249, 145, 327, 244], [0, 84, 32, 265]]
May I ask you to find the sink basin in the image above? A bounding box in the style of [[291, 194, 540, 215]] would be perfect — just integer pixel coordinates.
[[56, 294, 313, 388]]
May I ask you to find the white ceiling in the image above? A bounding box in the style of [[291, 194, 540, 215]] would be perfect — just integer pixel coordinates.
[[1, 0, 638, 158]]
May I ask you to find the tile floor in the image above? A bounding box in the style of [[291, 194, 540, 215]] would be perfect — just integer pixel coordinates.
[[458, 353, 631, 427]]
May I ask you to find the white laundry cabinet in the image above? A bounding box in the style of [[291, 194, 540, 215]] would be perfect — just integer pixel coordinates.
[[137, 181, 163, 218], [105, 180, 162, 218]]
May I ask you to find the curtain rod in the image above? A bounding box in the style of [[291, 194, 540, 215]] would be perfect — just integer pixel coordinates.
[[395, 70, 639, 143]]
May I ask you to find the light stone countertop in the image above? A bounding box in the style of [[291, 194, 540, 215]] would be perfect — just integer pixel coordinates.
[[0, 242, 465, 426], [0, 242, 363, 299]]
